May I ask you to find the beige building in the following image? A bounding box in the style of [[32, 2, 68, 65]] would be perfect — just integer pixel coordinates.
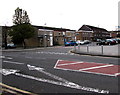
[[38, 29, 53, 47], [65, 31, 75, 41], [53, 31, 65, 45]]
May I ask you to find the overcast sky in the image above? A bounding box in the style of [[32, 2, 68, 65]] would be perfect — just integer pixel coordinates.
[[0, 0, 119, 31]]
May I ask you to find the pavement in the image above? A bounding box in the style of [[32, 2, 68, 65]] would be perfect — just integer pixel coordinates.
[[72, 44, 120, 58]]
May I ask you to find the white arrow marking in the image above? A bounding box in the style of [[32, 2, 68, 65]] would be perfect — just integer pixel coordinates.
[[0, 68, 19, 76], [27, 64, 76, 86], [1, 68, 109, 94], [27, 65, 109, 94]]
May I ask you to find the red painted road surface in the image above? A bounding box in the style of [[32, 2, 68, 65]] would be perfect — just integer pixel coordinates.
[[54, 60, 120, 77]]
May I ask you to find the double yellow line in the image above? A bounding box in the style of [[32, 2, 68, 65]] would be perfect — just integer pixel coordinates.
[[0, 83, 37, 95]]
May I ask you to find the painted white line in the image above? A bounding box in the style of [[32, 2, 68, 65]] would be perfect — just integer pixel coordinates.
[[115, 73, 120, 76], [54, 60, 61, 68], [0, 68, 109, 94], [0, 56, 5, 59], [27, 64, 72, 84], [15, 72, 109, 94], [3, 60, 24, 65], [0, 68, 19, 76], [7, 57, 13, 60], [37, 52, 68, 55], [55, 66, 117, 77], [79, 70, 116, 77], [0, 56, 13, 60], [79, 64, 113, 71], [55, 68, 116, 77], [57, 61, 84, 66]]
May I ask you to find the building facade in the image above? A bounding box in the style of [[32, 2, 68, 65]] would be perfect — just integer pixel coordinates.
[[77, 25, 110, 41], [76, 30, 93, 41]]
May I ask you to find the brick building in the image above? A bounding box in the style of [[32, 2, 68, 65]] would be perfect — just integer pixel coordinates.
[[76, 25, 110, 41]]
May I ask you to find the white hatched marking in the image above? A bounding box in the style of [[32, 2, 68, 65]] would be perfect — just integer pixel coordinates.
[[79, 64, 113, 71], [57, 61, 84, 66]]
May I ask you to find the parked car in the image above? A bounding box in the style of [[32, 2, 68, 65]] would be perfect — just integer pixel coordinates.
[[106, 39, 116, 45], [65, 40, 77, 46], [76, 40, 85, 45], [84, 40, 91, 44], [76, 40, 91, 45], [96, 40, 106, 45], [116, 38, 120, 43], [96, 39, 116, 45], [7, 43, 16, 49]]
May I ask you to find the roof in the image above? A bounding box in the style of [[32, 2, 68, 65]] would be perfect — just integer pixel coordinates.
[[33, 25, 75, 32], [78, 25, 108, 32]]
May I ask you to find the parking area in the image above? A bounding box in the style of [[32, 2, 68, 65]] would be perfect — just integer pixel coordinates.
[[54, 60, 120, 77]]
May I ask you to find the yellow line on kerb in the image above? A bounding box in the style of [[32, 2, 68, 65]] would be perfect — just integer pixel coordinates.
[[0, 82, 37, 95]]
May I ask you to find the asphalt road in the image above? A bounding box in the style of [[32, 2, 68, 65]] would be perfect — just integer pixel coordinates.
[[1, 46, 120, 94]]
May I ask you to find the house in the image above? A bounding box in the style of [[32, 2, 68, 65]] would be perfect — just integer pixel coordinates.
[[77, 25, 110, 41]]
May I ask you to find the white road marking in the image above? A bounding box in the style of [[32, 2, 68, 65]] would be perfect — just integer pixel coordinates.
[[36, 52, 68, 55], [7, 57, 13, 60], [0, 56, 13, 59], [1, 68, 109, 94], [27, 64, 74, 84], [115, 73, 120, 76], [0, 56, 5, 59], [55, 66, 117, 77], [54, 59, 61, 68], [0, 68, 19, 76], [79, 64, 114, 71], [57, 61, 84, 66], [3, 60, 24, 65]]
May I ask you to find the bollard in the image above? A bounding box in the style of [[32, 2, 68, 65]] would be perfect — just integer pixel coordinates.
[[74, 44, 76, 51], [101, 45, 103, 55], [87, 45, 89, 53], [78, 43, 80, 51]]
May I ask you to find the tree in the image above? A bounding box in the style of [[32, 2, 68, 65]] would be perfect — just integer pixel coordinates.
[[9, 7, 35, 48], [13, 7, 30, 24]]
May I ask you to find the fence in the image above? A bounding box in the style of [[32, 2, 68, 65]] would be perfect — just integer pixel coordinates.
[[73, 44, 119, 56]]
